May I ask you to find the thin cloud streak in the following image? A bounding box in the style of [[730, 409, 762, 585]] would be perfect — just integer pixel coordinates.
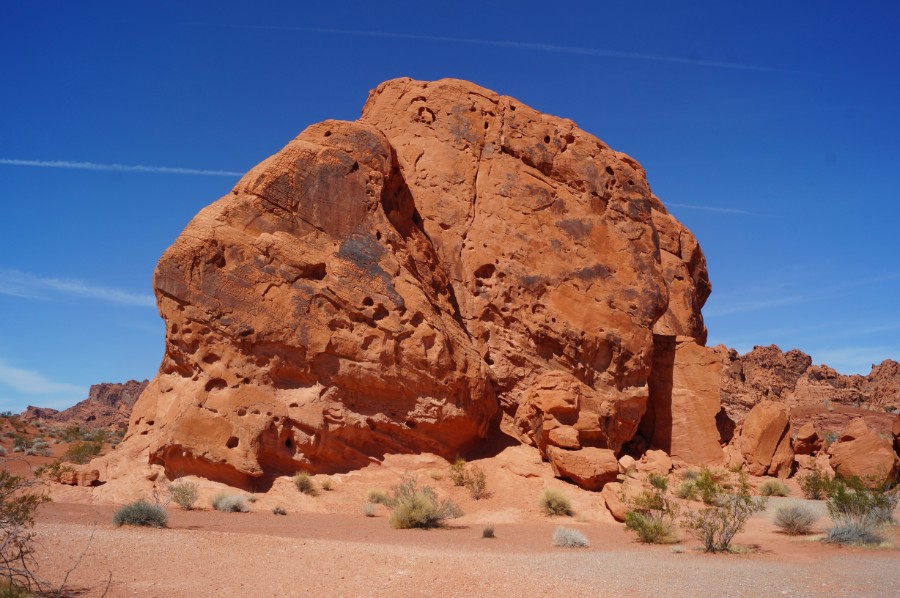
[[666, 202, 753, 215], [0, 359, 85, 396], [0, 269, 155, 307], [179, 22, 783, 73], [0, 158, 243, 177]]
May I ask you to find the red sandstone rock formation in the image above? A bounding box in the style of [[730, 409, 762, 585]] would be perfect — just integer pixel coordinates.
[[95, 78, 719, 490], [734, 400, 794, 477], [719, 346, 899, 421], [827, 417, 898, 484], [23, 380, 148, 430]]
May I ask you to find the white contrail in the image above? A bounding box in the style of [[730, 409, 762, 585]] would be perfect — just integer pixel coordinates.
[[0, 158, 243, 177], [178, 23, 782, 73], [0, 268, 155, 307], [666, 202, 752, 215]]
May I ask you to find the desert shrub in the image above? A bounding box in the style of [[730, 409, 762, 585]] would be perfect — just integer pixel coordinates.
[[798, 465, 836, 500], [293, 472, 319, 496], [759, 479, 790, 497], [681, 475, 766, 552], [482, 526, 495, 539], [1, 469, 49, 592], [0, 447, 6, 457], [822, 431, 839, 448], [167, 481, 199, 510], [272, 506, 287, 516], [113, 501, 167, 528], [773, 502, 817, 535], [320, 478, 334, 492], [366, 490, 391, 505], [539, 489, 573, 517], [681, 469, 700, 481], [465, 465, 488, 500], [361, 502, 377, 517], [246, 494, 257, 503], [624, 473, 679, 544], [62, 441, 101, 465], [387, 474, 462, 529], [695, 467, 723, 505], [552, 526, 589, 548], [211, 493, 249, 513], [824, 476, 898, 545], [675, 480, 699, 500], [449, 456, 467, 487]]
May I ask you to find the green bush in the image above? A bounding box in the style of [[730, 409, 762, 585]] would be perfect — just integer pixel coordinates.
[[759, 479, 790, 497], [387, 474, 462, 529], [824, 476, 898, 545], [552, 526, 589, 548], [681, 475, 766, 552], [449, 456, 467, 487], [798, 465, 836, 500], [62, 441, 102, 465], [113, 501, 167, 528], [293, 472, 319, 496], [624, 473, 679, 544], [167, 481, 199, 510], [211, 493, 249, 513], [773, 502, 817, 535], [465, 465, 488, 500], [539, 489, 573, 516], [695, 467, 723, 505], [675, 480, 698, 500]]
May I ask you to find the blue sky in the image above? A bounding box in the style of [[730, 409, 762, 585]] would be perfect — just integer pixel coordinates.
[[2, 1, 898, 412]]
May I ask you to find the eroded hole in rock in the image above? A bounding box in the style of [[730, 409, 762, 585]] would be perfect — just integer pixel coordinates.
[[474, 263, 496, 279], [565, 134, 575, 144], [362, 296, 374, 307], [375, 231, 382, 240], [324, 130, 332, 137], [510, 104, 516, 111], [226, 436, 239, 449], [146, 420, 155, 426], [372, 305, 389, 321], [289, 402, 299, 408], [484, 121, 489, 129], [284, 437, 293, 448], [205, 378, 227, 392], [606, 166, 614, 175], [299, 263, 327, 281], [410, 312, 424, 327], [406, 420, 417, 429], [202, 353, 219, 364], [543, 135, 551, 144], [237, 409, 247, 416]]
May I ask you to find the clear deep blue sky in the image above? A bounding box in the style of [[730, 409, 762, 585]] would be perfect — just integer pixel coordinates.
[[2, 1, 898, 412]]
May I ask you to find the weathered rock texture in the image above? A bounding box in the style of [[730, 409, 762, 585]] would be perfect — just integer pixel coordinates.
[[719, 346, 900, 420], [23, 380, 148, 430], [735, 400, 794, 477], [827, 417, 899, 484], [96, 78, 721, 490]]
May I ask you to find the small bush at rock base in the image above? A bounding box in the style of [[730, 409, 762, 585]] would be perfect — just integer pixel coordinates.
[[272, 506, 287, 516], [465, 465, 488, 500], [387, 474, 462, 529], [552, 526, 589, 548], [759, 479, 790, 497], [211, 493, 249, 513], [675, 480, 699, 500], [293, 472, 319, 496], [482, 526, 495, 539], [167, 481, 199, 510], [826, 519, 884, 545], [624, 473, 679, 544], [449, 456, 467, 487], [539, 489, 573, 517], [824, 476, 898, 545], [798, 465, 836, 500], [320, 477, 334, 491], [773, 502, 817, 535], [113, 501, 167, 528], [694, 467, 723, 506]]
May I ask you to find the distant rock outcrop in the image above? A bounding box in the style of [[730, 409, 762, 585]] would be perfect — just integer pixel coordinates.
[[23, 380, 148, 430]]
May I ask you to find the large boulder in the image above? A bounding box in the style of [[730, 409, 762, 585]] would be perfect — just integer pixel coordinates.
[[96, 78, 715, 490], [737, 400, 793, 476], [828, 417, 899, 484]]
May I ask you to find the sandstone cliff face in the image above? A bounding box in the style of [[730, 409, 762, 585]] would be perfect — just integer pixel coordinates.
[[719, 346, 899, 421], [101, 78, 717, 489]]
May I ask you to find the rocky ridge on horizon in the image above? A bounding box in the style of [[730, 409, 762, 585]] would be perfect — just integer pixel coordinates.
[[74, 78, 897, 495], [23, 380, 149, 430]]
